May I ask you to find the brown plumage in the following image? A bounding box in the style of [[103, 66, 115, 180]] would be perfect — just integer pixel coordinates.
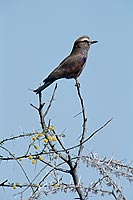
[[34, 36, 97, 94]]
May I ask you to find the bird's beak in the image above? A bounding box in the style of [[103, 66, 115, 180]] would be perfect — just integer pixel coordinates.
[[90, 40, 98, 44]]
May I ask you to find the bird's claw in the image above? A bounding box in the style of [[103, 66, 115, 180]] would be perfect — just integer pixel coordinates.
[[75, 79, 80, 88]]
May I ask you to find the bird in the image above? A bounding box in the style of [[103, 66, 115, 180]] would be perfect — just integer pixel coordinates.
[[33, 35, 98, 94]]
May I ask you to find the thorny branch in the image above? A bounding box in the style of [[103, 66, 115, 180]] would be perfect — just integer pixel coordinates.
[[30, 79, 107, 200], [1, 82, 132, 200], [57, 118, 113, 153], [31, 83, 86, 200], [74, 79, 87, 170], [0, 146, 34, 193], [44, 83, 57, 117]]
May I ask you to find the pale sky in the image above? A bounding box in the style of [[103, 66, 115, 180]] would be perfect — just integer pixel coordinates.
[[0, 1, 133, 199]]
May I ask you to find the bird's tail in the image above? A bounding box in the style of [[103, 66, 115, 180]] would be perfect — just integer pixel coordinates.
[[33, 79, 55, 94]]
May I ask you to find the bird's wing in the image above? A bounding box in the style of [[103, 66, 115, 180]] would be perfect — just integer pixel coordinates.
[[44, 54, 86, 81]]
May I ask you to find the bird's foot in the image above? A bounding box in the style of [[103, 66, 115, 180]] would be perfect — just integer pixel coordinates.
[[75, 79, 80, 88]]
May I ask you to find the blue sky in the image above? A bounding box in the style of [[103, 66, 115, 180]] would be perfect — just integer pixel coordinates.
[[0, 1, 133, 200]]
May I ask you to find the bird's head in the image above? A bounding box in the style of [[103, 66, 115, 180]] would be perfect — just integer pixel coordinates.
[[71, 35, 98, 54]]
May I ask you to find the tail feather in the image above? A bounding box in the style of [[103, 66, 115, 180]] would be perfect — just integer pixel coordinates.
[[33, 80, 55, 94]]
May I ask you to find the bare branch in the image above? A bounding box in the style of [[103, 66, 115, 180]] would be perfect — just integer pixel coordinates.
[[0, 179, 8, 186], [44, 83, 57, 117], [0, 146, 34, 192], [74, 79, 87, 169], [58, 118, 113, 153]]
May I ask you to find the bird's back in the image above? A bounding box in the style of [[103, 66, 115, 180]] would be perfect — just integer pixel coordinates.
[[44, 53, 87, 81]]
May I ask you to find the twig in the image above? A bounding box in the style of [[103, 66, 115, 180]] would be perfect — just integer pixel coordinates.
[[53, 130, 68, 153], [32, 89, 68, 164], [58, 118, 113, 153], [0, 179, 8, 186], [29, 159, 71, 197], [0, 132, 37, 145], [74, 79, 87, 169], [30, 92, 45, 129], [44, 83, 57, 117], [59, 79, 87, 200], [82, 118, 113, 144], [1, 146, 34, 192], [38, 92, 46, 129]]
